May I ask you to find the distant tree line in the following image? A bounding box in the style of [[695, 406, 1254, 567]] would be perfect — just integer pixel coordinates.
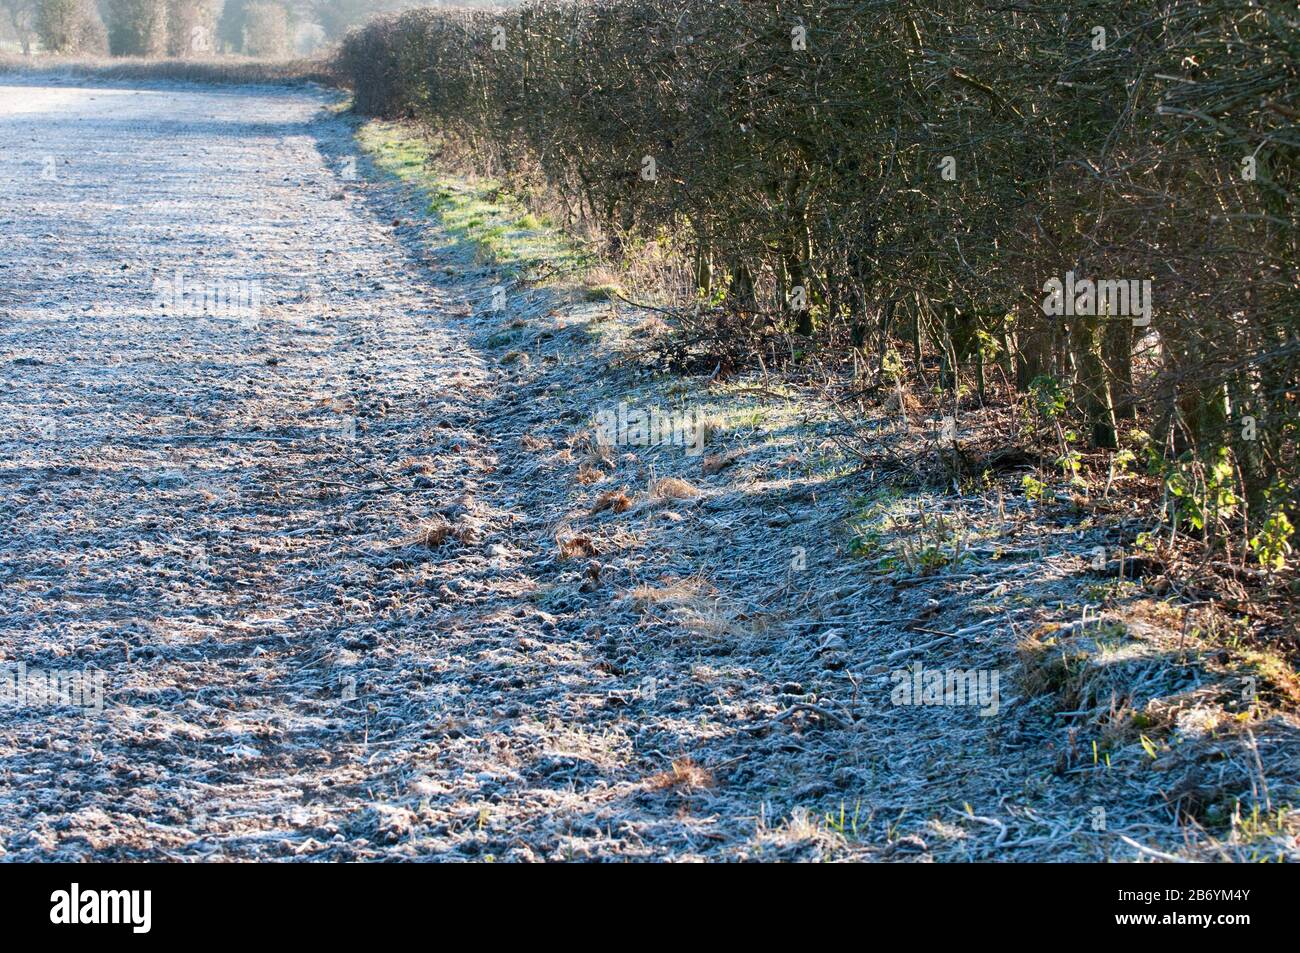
[[34, 0, 104, 53], [4, 0, 504, 57]]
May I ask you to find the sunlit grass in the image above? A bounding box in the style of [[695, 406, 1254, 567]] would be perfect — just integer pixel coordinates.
[[355, 120, 585, 276]]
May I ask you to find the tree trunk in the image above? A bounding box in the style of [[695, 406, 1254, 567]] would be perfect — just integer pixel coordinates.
[[1102, 317, 1135, 420], [729, 261, 755, 309], [1015, 313, 1049, 391], [1073, 312, 1117, 449]]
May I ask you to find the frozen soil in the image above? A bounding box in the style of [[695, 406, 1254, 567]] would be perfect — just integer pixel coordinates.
[[1, 82, 1296, 861]]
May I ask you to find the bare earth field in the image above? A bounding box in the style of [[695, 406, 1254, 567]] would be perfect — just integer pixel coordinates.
[[1, 81, 1296, 861]]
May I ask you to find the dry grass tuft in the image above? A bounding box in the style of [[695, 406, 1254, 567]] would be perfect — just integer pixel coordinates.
[[647, 757, 714, 792], [629, 576, 740, 638], [409, 512, 484, 549], [571, 429, 614, 475], [400, 457, 436, 476], [701, 450, 741, 476], [630, 576, 708, 608], [592, 488, 632, 513], [650, 476, 699, 500], [414, 519, 453, 548], [558, 533, 600, 559]]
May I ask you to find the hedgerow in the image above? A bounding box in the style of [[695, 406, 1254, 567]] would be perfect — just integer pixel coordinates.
[[338, 0, 1298, 573]]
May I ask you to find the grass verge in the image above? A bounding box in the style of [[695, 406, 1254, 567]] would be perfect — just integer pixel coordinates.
[[349, 113, 1300, 861], [355, 120, 587, 279]]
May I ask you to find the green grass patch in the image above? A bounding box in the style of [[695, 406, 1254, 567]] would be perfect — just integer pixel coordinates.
[[355, 120, 585, 276], [583, 283, 623, 302]]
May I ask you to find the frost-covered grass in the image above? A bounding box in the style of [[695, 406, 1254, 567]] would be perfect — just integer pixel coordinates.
[[0, 53, 335, 86]]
